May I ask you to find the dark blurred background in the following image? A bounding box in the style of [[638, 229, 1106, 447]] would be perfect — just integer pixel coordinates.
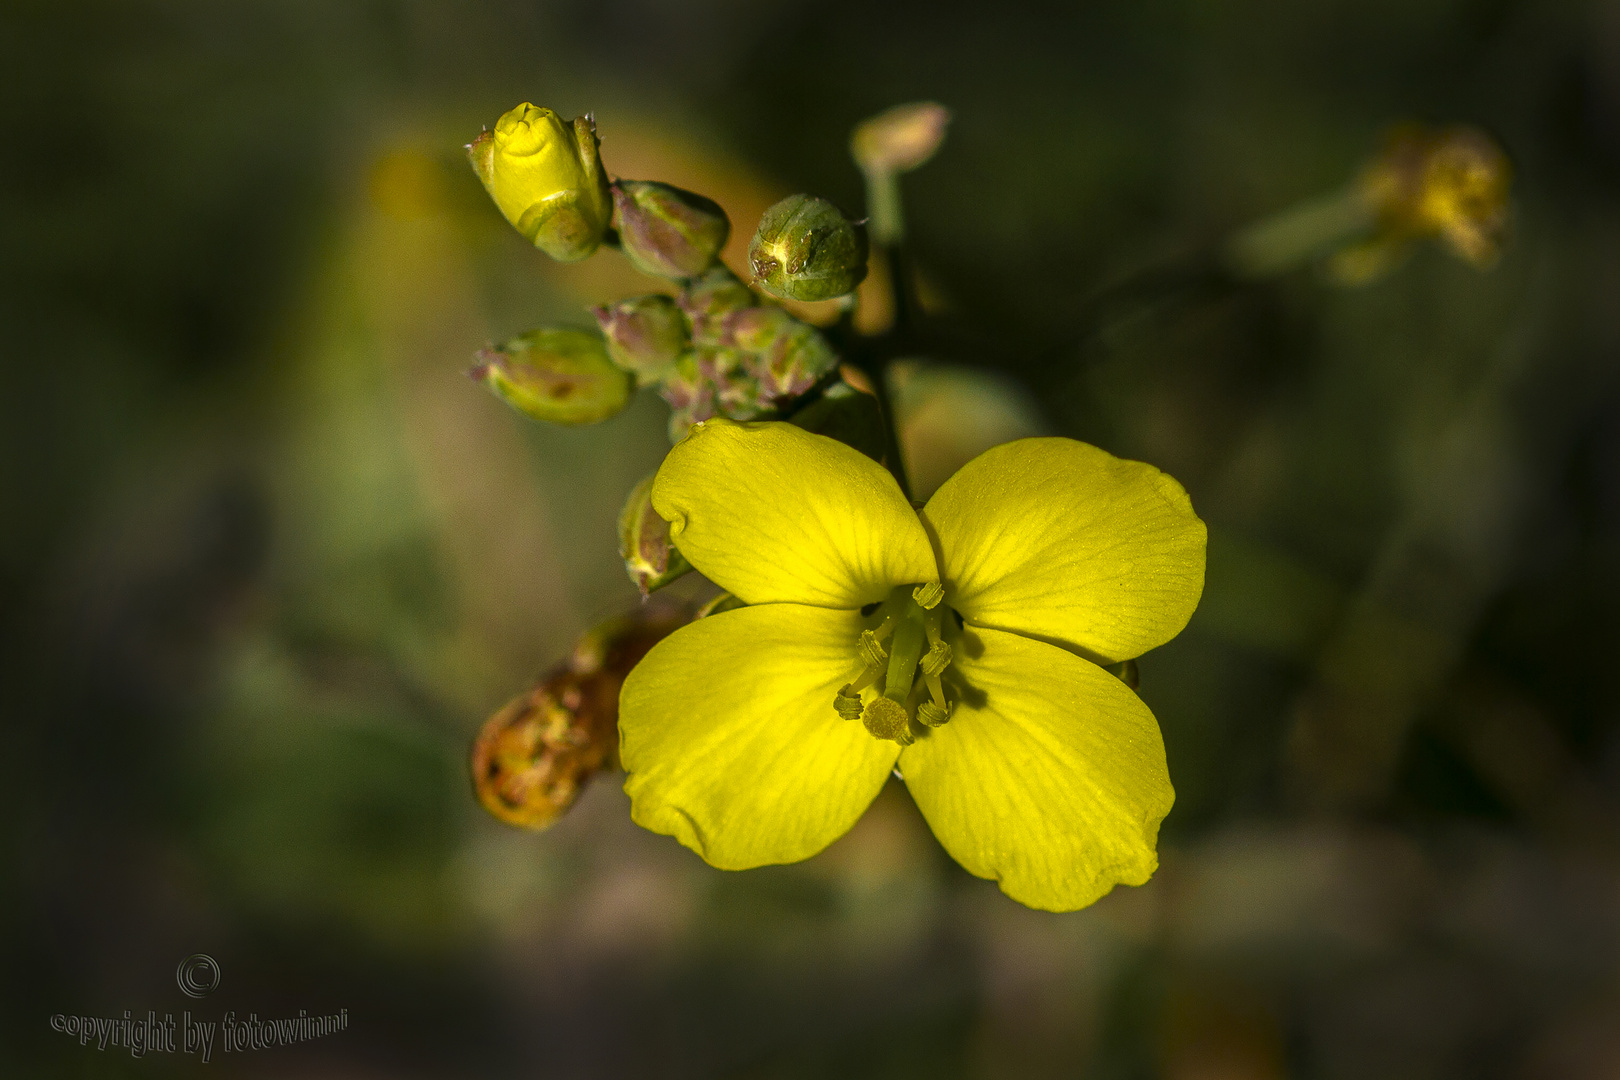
[[7, 1, 1620, 1076]]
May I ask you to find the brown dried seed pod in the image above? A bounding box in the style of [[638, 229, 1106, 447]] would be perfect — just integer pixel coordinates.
[[471, 606, 689, 829]]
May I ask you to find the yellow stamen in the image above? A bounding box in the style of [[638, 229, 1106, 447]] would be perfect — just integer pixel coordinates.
[[833, 686, 864, 721], [858, 629, 888, 667], [912, 582, 944, 609]]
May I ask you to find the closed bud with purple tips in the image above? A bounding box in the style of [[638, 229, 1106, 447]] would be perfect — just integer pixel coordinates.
[[677, 266, 758, 346], [612, 180, 731, 279], [723, 307, 839, 401], [593, 294, 688, 379]]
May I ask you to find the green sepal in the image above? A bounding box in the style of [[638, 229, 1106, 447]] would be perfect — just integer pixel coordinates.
[[787, 381, 886, 464]]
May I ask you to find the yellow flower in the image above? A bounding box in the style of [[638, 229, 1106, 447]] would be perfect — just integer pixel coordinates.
[[618, 420, 1206, 911], [1334, 123, 1511, 283], [468, 103, 613, 262]]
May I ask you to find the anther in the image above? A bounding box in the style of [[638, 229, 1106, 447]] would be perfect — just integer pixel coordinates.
[[834, 685, 864, 721], [912, 582, 944, 609], [921, 639, 952, 677], [858, 630, 888, 668], [917, 701, 952, 727]]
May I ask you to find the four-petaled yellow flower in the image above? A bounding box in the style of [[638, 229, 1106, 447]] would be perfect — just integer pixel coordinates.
[[618, 420, 1206, 911]]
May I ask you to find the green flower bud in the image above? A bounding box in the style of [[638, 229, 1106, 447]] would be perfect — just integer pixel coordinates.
[[724, 304, 796, 353], [592, 294, 689, 378], [748, 194, 869, 302], [611, 180, 731, 279], [470, 328, 631, 426], [725, 307, 839, 401], [468, 103, 613, 262], [677, 266, 758, 346], [690, 345, 769, 420], [660, 353, 718, 442], [618, 473, 693, 595]]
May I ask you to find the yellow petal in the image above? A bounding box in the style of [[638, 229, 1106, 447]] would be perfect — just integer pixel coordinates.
[[653, 419, 937, 607], [619, 603, 899, 868], [922, 437, 1205, 663], [899, 626, 1173, 911]]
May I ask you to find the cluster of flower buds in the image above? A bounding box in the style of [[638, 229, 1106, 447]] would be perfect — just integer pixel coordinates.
[[593, 266, 841, 442], [471, 606, 689, 829], [467, 102, 852, 441]]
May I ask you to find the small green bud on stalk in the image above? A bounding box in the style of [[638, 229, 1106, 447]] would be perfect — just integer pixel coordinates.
[[593, 294, 689, 378], [851, 102, 951, 247], [468, 104, 613, 262], [612, 180, 731, 279], [749, 194, 869, 302], [678, 266, 758, 346], [851, 102, 952, 176], [470, 328, 631, 426], [618, 473, 693, 595]]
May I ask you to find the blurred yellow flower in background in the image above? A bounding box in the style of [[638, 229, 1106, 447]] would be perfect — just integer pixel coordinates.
[[1334, 123, 1512, 283], [617, 421, 1206, 911]]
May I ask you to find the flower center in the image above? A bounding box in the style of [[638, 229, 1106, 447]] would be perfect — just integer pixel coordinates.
[[833, 582, 960, 745]]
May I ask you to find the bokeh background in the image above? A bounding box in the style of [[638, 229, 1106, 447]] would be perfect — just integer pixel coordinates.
[[7, 0, 1620, 1076]]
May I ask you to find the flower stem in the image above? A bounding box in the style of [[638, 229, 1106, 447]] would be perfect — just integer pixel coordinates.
[[1224, 186, 1374, 278]]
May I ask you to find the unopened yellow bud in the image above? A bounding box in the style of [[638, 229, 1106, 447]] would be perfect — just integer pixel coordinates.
[[468, 103, 613, 262]]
